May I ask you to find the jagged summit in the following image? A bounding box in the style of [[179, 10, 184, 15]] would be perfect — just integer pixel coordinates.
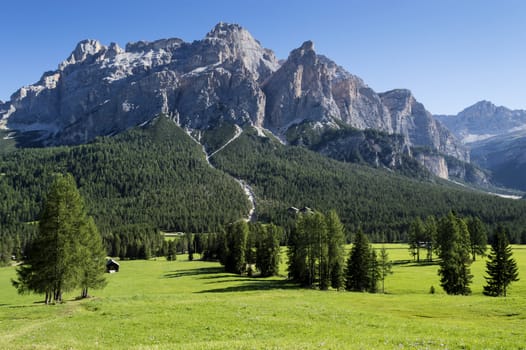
[[206, 22, 246, 39], [0, 22, 469, 179], [58, 39, 106, 70]]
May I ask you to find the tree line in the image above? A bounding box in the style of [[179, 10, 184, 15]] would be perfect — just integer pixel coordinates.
[[407, 213, 519, 296], [286, 210, 393, 293], [10, 172, 518, 303]]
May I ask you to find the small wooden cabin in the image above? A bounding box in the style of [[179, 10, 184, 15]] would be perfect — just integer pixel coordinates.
[[106, 259, 120, 273]]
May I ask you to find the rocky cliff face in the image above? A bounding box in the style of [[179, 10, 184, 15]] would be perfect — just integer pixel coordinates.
[[0, 22, 468, 179], [380, 89, 469, 162], [263, 41, 390, 136]]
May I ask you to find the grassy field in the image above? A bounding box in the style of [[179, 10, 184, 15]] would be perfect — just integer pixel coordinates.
[[1, 245, 525, 349]]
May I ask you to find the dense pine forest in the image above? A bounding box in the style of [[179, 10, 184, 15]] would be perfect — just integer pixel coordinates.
[[210, 127, 526, 241], [1, 117, 526, 263]]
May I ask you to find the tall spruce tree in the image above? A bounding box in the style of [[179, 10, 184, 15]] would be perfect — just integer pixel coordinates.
[[436, 213, 473, 295], [345, 230, 377, 292], [483, 227, 519, 297], [12, 174, 106, 303]]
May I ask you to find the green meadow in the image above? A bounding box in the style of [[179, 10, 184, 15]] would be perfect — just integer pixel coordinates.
[[1, 245, 525, 349]]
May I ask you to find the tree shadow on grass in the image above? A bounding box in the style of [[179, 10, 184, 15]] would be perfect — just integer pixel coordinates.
[[402, 261, 440, 268], [197, 277, 299, 293], [163, 266, 224, 279]]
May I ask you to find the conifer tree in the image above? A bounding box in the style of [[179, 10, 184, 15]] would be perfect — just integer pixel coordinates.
[[326, 210, 345, 289], [287, 210, 344, 289], [345, 230, 376, 292], [255, 223, 281, 277], [436, 213, 473, 295], [483, 227, 519, 297], [221, 221, 248, 274], [12, 174, 106, 303], [78, 217, 107, 298]]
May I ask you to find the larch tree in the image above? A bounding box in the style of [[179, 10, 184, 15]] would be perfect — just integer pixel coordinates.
[[326, 210, 345, 290], [255, 223, 282, 277], [78, 217, 107, 298], [483, 226, 519, 297], [12, 174, 106, 303], [287, 210, 343, 289]]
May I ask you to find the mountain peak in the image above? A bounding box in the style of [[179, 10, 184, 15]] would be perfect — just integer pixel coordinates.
[[60, 39, 105, 70], [460, 100, 498, 116], [300, 40, 315, 51], [206, 22, 246, 39]]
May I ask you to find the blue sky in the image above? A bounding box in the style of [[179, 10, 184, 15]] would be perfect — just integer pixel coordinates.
[[1, 0, 524, 114]]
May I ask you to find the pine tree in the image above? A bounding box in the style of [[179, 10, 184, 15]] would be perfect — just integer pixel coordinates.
[[483, 227, 519, 297], [326, 210, 345, 289], [12, 174, 106, 303], [311, 212, 329, 290], [78, 217, 107, 298], [287, 217, 309, 284], [221, 221, 248, 274], [345, 230, 374, 292], [255, 223, 281, 277], [436, 213, 473, 295]]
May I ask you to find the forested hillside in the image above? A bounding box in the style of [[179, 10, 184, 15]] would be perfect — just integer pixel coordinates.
[[1, 117, 526, 253], [0, 117, 249, 238], [211, 128, 526, 241]]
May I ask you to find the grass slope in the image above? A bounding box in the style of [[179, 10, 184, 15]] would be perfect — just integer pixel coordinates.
[[1, 245, 525, 349]]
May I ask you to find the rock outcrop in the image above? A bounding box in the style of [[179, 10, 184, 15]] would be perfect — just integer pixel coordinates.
[[380, 89, 469, 162]]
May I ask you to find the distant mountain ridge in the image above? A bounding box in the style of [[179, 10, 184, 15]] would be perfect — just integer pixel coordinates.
[[0, 22, 469, 180], [435, 101, 526, 190], [435, 101, 526, 144]]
